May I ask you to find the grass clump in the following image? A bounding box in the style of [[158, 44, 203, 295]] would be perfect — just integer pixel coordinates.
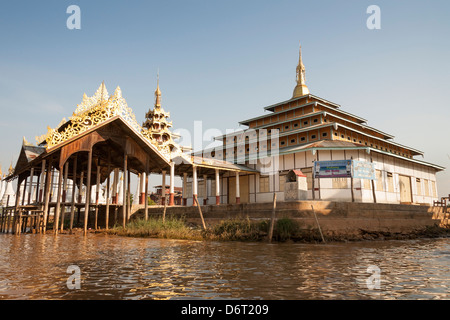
[[106, 217, 203, 241]]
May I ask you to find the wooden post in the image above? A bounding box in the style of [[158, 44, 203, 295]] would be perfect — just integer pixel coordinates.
[[42, 159, 53, 233], [162, 198, 167, 223], [77, 171, 84, 225], [127, 169, 131, 222], [69, 155, 77, 233], [144, 157, 149, 221], [194, 196, 206, 230], [370, 157, 377, 203], [192, 165, 198, 207], [105, 151, 111, 230], [203, 174, 208, 206], [39, 160, 46, 203], [235, 172, 240, 204], [95, 158, 100, 230], [161, 170, 166, 205], [53, 164, 64, 235], [83, 149, 93, 235], [268, 193, 277, 242], [123, 153, 127, 228], [182, 172, 187, 206], [60, 161, 69, 231], [311, 205, 326, 243]]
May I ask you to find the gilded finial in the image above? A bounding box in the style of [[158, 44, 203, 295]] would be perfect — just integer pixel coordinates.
[[155, 72, 161, 108], [292, 42, 310, 98]]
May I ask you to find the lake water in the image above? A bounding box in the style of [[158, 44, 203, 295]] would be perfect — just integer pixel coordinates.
[[0, 233, 449, 300]]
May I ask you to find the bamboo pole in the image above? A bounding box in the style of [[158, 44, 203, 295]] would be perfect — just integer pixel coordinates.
[[83, 149, 93, 235], [194, 196, 206, 230], [123, 153, 127, 228], [53, 165, 64, 235], [268, 193, 277, 242], [69, 155, 77, 233], [95, 158, 100, 230], [60, 162, 69, 232], [42, 159, 53, 233], [105, 151, 111, 230], [311, 205, 325, 243], [144, 158, 149, 221]]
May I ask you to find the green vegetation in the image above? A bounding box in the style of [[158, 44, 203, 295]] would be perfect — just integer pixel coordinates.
[[105, 216, 312, 242], [106, 217, 203, 240]]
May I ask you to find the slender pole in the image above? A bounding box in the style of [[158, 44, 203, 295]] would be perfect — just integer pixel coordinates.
[[161, 170, 166, 205], [194, 195, 206, 230], [77, 171, 84, 225], [127, 169, 131, 222], [182, 172, 187, 206], [144, 157, 149, 221], [28, 167, 34, 204], [84, 149, 93, 235], [39, 159, 46, 203], [42, 159, 53, 233], [203, 174, 208, 206], [60, 161, 69, 231], [311, 205, 325, 243], [268, 193, 277, 242], [95, 158, 100, 230], [123, 153, 127, 228], [169, 163, 175, 206], [53, 164, 64, 234], [370, 157, 377, 203], [69, 155, 77, 233]]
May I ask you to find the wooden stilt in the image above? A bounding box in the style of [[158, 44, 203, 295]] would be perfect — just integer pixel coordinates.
[[53, 164, 64, 235], [105, 151, 111, 230], [123, 153, 127, 228], [95, 158, 100, 230], [127, 169, 131, 223], [28, 167, 34, 204], [60, 162, 69, 232], [42, 159, 53, 233], [77, 171, 83, 225], [84, 149, 93, 235], [268, 193, 277, 242], [69, 155, 77, 233], [144, 157, 149, 221]]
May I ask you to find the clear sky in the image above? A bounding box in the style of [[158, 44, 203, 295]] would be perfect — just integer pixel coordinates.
[[0, 0, 449, 195]]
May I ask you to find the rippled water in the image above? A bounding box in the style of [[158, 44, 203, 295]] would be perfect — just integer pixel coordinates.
[[0, 233, 449, 300]]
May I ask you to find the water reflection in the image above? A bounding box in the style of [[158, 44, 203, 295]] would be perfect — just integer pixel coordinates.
[[0, 234, 449, 300]]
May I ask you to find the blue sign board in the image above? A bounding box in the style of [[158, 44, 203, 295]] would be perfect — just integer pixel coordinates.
[[314, 160, 352, 178], [313, 160, 375, 179]]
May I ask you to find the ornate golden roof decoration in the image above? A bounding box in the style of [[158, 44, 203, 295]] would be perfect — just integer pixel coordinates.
[[292, 43, 310, 98]]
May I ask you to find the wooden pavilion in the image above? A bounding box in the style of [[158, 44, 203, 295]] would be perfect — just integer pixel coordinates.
[[0, 82, 257, 235]]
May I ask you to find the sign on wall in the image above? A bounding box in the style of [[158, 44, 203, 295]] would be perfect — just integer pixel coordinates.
[[352, 160, 376, 180], [313, 160, 352, 178], [313, 160, 376, 179]]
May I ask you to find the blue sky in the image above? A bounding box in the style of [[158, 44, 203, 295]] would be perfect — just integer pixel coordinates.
[[1, 0, 449, 195]]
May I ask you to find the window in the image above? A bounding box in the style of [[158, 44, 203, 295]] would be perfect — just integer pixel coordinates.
[[313, 118, 318, 123], [301, 137, 306, 141], [324, 119, 327, 122], [311, 135, 316, 139], [279, 175, 285, 192], [290, 139, 296, 144], [334, 132, 338, 136], [416, 178, 422, 196], [341, 135, 345, 139], [294, 123, 299, 128], [347, 137, 351, 140], [280, 141, 285, 146], [285, 125, 289, 130], [198, 181, 205, 198], [387, 172, 394, 192], [304, 121, 308, 125], [259, 176, 269, 193], [211, 180, 216, 196], [322, 132, 328, 137], [186, 182, 193, 197]]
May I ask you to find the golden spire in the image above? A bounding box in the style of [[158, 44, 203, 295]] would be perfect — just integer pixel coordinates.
[[292, 42, 310, 98], [8, 161, 13, 176], [0, 164, 2, 177], [155, 72, 161, 108]]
